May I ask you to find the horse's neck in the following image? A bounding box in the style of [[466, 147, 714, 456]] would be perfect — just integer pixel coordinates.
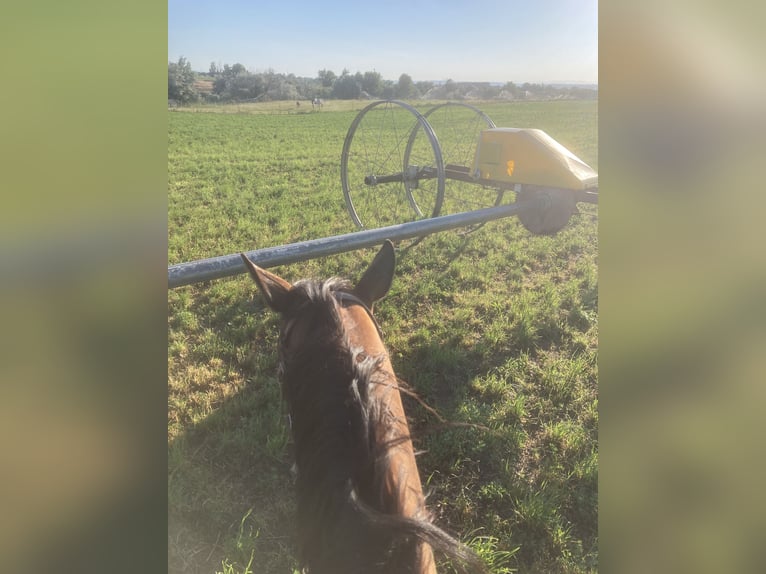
[[341, 306, 428, 517], [287, 304, 438, 574]]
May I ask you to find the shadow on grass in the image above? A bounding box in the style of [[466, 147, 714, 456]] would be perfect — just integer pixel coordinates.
[[168, 298, 299, 574]]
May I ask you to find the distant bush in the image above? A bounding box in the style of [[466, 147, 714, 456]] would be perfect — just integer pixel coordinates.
[[170, 60, 597, 104]]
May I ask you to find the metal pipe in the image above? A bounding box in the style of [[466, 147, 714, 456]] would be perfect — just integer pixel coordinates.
[[168, 198, 537, 289]]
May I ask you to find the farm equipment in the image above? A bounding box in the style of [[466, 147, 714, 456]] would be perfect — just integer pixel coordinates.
[[341, 100, 598, 234], [168, 100, 597, 288]]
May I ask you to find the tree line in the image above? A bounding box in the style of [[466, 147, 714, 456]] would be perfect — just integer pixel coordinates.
[[168, 57, 597, 105]]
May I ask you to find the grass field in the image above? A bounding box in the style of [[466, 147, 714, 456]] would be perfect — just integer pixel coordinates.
[[168, 100, 598, 573]]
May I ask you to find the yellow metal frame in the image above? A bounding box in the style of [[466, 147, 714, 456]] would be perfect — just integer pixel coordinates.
[[472, 128, 598, 191]]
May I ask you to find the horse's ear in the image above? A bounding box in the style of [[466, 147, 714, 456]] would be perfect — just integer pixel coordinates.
[[353, 240, 395, 309], [240, 254, 293, 313]]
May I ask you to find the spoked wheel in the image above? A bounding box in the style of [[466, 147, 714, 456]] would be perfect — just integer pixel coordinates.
[[341, 100, 445, 229], [405, 102, 502, 232]]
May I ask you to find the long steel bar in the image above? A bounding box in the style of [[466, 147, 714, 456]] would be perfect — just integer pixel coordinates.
[[168, 199, 537, 289]]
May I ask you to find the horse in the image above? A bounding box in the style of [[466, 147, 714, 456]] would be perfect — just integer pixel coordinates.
[[312, 97, 323, 110], [240, 241, 483, 574]]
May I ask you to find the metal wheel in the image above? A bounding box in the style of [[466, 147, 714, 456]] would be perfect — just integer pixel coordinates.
[[341, 100, 445, 229], [405, 102, 502, 231]]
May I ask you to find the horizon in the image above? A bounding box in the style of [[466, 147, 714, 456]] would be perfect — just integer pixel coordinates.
[[187, 67, 598, 88], [169, 0, 598, 85]]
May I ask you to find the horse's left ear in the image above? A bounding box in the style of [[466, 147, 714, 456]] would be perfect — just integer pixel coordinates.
[[240, 254, 293, 313], [353, 240, 395, 309]]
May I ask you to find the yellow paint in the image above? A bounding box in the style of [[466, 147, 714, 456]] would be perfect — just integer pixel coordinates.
[[472, 128, 598, 190]]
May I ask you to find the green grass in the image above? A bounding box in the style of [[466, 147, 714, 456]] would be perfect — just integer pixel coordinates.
[[168, 100, 597, 573]]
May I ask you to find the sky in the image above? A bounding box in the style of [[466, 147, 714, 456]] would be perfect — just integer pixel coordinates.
[[169, 0, 598, 84]]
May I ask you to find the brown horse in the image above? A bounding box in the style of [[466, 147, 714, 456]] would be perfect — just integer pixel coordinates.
[[241, 241, 483, 574]]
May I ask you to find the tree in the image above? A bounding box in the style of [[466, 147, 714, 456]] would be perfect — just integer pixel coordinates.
[[476, 83, 501, 99], [230, 74, 264, 100], [361, 71, 382, 97], [415, 80, 434, 96], [396, 73, 415, 98], [213, 76, 228, 96], [521, 82, 533, 94], [267, 79, 298, 100], [332, 73, 361, 99], [380, 81, 396, 99], [317, 69, 337, 88], [168, 57, 198, 104], [502, 81, 518, 98]]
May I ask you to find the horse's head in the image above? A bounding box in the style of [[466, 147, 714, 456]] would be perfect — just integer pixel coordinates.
[[239, 241, 481, 573], [240, 240, 395, 361]]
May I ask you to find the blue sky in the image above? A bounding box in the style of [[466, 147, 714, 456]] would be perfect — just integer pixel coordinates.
[[169, 0, 598, 83]]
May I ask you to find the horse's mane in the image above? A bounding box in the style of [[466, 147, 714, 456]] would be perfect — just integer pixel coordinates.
[[277, 278, 483, 573]]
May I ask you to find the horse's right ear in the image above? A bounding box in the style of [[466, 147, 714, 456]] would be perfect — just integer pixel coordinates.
[[240, 254, 293, 313], [353, 240, 396, 309]]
